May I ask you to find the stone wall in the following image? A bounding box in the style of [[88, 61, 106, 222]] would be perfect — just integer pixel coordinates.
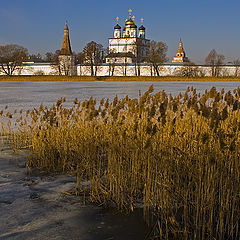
[[77, 64, 239, 77], [0, 63, 59, 76], [1, 63, 239, 77]]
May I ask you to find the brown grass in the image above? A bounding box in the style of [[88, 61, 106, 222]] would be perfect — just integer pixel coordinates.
[[1, 86, 240, 239]]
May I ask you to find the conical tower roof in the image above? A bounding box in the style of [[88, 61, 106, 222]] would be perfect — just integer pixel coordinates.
[[60, 21, 72, 55], [176, 39, 185, 56], [172, 38, 189, 63]]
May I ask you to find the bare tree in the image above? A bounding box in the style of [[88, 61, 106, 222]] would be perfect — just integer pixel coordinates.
[[29, 53, 43, 62], [133, 39, 144, 76], [83, 41, 104, 76], [58, 55, 75, 76], [233, 59, 240, 77], [45, 51, 59, 62], [105, 48, 118, 76], [0, 44, 28, 76], [178, 62, 202, 77], [46, 50, 75, 76], [146, 41, 168, 76], [74, 52, 85, 65], [205, 49, 225, 77], [45, 50, 62, 75]]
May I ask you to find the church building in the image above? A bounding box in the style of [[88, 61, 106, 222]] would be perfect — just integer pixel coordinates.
[[105, 9, 150, 64]]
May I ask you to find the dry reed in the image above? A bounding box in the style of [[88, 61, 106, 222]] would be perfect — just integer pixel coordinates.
[[1, 86, 240, 239]]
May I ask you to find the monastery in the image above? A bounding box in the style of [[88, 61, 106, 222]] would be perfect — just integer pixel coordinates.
[[0, 10, 238, 77], [106, 9, 150, 64]]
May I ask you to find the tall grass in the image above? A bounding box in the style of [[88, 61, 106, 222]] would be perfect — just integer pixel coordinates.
[[1, 86, 240, 239]]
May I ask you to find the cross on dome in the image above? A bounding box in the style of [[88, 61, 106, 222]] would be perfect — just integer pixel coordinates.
[[141, 18, 144, 25], [128, 9, 132, 18]]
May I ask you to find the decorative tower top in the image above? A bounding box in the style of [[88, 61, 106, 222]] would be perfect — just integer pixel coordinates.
[[114, 16, 121, 38], [125, 9, 136, 28], [60, 21, 72, 55], [176, 39, 185, 57], [138, 17, 145, 39], [129, 9, 132, 18], [172, 39, 189, 63], [139, 17, 145, 31], [114, 16, 121, 29]]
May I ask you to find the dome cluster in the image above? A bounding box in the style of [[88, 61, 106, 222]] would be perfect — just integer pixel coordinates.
[[113, 9, 146, 38]]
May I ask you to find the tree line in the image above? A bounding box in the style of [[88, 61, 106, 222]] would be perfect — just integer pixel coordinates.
[[0, 41, 239, 76]]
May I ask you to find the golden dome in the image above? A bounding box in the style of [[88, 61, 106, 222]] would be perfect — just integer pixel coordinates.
[[125, 10, 137, 28], [125, 18, 134, 26]]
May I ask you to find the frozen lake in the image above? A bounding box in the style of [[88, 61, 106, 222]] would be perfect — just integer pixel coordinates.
[[0, 81, 240, 112]]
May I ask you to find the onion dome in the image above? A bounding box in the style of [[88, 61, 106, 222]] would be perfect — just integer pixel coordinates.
[[114, 24, 121, 29], [139, 18, 145, 31], [125, 9, 137, 28], [125, 18, 137, 28], [114, 17, 121, 30], [125, 18, 135, 26]]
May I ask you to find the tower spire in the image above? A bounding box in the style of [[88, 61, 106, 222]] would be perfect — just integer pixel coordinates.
[[60, 20, 72, 55], [172, 38, 189, 63], [177, 38, 184, 53]]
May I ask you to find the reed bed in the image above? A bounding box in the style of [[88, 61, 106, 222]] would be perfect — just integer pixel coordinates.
[[1, 86, 240, 239], [1, 75, 240, 81]]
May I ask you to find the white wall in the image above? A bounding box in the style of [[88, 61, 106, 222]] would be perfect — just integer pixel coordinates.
[[0, 64, 59, 76], [109, 38, 137, 55], [1, 63, 240, 77], [77, 64, 240, 77]]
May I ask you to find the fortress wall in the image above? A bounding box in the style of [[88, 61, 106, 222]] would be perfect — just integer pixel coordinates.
[[77, 64, 215, 77], [0, 64, 58, 76], [1, 63, 239, 77]]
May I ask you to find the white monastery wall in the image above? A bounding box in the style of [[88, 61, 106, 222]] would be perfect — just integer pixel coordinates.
[[1, 63, 239, 77], [77, 64, 217, 77], [0, 64, 58, 76], [77, 65, 240, 77]]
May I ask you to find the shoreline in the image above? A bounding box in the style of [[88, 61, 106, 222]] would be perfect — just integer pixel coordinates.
[[0, 140, 145, 240], [1, 76, 240, 82]]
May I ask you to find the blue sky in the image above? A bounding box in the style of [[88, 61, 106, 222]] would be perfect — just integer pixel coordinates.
[[0, 0, 239, 63]]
